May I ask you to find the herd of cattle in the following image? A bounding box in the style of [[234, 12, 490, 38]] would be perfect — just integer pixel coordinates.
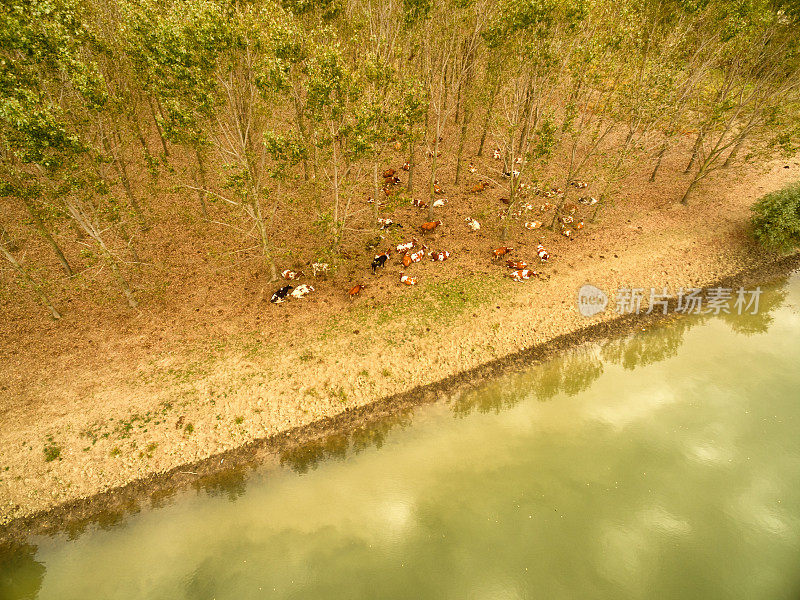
[[271, 151, 592, 304]]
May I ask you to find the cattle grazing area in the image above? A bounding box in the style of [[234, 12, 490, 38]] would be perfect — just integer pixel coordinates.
[[2, 0, 800, 323]]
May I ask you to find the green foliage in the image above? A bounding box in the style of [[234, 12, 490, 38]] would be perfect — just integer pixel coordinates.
[[0, 0, 103, 170], [483, 0, 565, 47], [121, 0, 232, 148], [751, 182, 800, 252], [282, 0, 343, 19], [306, 43, 357, 122], [767, 106, 800, 155], [264, 131, 307, 167], [403, 0, 433, 24], [2, 0, 800, 314], [43, 436, 61, 462], [529, 117, 557, 161], [398, 78, 427, 133]]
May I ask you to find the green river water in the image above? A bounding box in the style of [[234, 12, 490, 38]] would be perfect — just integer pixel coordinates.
[[2, 274, 800, 600]]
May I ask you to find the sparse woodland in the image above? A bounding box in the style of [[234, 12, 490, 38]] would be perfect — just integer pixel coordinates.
[[2, 0, 800, 318]]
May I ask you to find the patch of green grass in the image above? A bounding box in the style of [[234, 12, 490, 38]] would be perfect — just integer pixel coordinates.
[[110, 447, 121, 457], [43, 437, 61, 462], [138, 442, 158, 459], [327, 386, 349, 403], [326, 273, 512, 338], [234, 416, 244, 425], [381, 368, 392, 378], [184, 423, 194, 435], [80, 423, 104, 445], [299, 349, 314, 362], [240, 336, 265, 359]]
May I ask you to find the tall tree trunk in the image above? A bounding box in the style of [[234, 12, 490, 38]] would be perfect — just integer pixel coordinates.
[[501, 179, 515, 241], [0, 224, 18, 251], [252, 197, 278, 282], [373, 161, 380, 225], [441, 70, 448, 118], [195, 147, 209, 217], [454, 106, 471, 185], [406, 134, 416, 194], [454, 76, 463, 128], [723, 134, 747, 168], [428, 127, 441, 221], [477, 80, 500, 157], [291, 90, 312, 181], [129, 111, 158, 183], [108, 257, 138, 309], [684, 128, 705, 174], [67, 204, 138, 308], [147, 97, 170, 159], [332, 140, 341, 249], [680, 177, 700, 205], [22, 198, 74, 277], [0, 241, 61, 319], [103, 127, 150, 231], [517, 88, 534, 152], [649, 143, 668, 182]]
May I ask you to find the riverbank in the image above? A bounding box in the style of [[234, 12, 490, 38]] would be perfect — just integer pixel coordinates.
[[1, 156, 799, 539]]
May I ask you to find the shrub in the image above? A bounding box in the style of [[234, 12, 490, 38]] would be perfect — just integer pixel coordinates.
[[751, 182, 800, 252]]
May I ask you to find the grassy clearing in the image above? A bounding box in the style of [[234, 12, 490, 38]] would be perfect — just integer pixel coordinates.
[[323, 273, 514, 338]]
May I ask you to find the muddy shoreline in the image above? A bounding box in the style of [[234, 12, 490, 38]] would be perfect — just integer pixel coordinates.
[[2, 251, 798, 546]]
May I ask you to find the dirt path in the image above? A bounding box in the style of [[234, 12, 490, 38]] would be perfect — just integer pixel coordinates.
[[1, 155, 798, 526]]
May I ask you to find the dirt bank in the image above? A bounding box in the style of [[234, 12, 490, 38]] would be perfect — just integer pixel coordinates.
[[1, 154, 799, 538]]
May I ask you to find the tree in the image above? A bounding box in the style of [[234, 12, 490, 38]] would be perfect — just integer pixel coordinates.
[[0, 180, 74, 277], [0, 0, 142, 307], [679, 1, 800, 204], [751, 182, 800, 252], [304, 39, 366, 249], [396, 78, 427, 195], [121, 0, 232, 216]]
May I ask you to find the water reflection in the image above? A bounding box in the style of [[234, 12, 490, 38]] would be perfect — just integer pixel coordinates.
[[450, 319, 700, 419], [600, 317, 699, 371], [452, 345, 605, 418], [279, 409, 414, 474], [35, 497, 146, 547], [720, 284, 788, 336], [192, 464, 250, 501], [452, 277, 790, 419], [0, 543, 45, 599]]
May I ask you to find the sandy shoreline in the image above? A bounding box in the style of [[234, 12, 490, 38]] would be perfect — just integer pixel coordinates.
[[1, 155, 799, 540]]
